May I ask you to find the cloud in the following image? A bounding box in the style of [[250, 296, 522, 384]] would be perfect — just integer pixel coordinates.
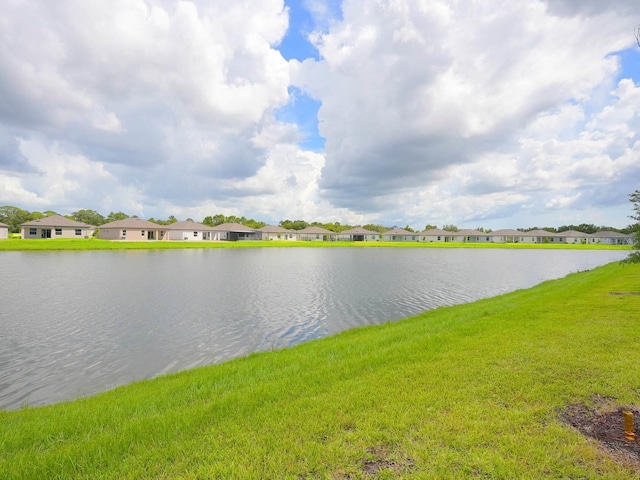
[[291, 0, 636, 224]]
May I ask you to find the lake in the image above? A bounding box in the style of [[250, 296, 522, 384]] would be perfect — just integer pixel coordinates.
[[0, 247, 628, 410]]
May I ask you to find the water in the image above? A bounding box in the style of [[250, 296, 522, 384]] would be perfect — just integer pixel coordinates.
[[0, 247, 627, 410]]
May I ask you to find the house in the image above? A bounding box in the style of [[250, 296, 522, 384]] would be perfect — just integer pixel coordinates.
[[522, 229, 559, 243], [418, 228, 455, 242], [258, 225, 298, 241], [381, 228, 418, 242], [489, 229, 529, 243], [449, 229, 490, 243], [592, 231, 635, 245], [164, 220, 217, 241], [97, 218, 167, 241], [555, 230, 596, 245], [0, 221, 9, 239], [21, 215, 95, 239], [210, 223, 260, 241], [297, 226, 335, 241], [337, 227, 379, 242]]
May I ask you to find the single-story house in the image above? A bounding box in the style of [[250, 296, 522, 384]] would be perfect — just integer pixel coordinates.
[[593, 230, 635, 245], [97, 218, 167, 241], [21, 215, 95, 239], [210, 223, 260, 241], [449, 229, 491, 243], [337, 227, 379, 242], [489, 229, 531, 243], [418, 228, 455, 242], [522, 229, 559, 243], [0, 221, 9, 239], [297, 226, 336, 241], [381, 228, 418, 242], [258, 225, 298, 241], [164, 220, 218, 241], [555, 230, 597, 244]]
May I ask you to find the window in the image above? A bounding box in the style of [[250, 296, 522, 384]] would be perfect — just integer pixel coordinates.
[[194, 231, 198, 237], [141, 230, 145, 236], [55, 228, 62, 235], [437, 236, 441, 241], [122, 230, 127, 236], [29, 228, 36, 236], [75, 229, 82, 236]]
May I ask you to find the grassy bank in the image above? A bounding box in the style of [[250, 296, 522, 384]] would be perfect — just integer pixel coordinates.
[[0, 237, 631, 251], [1, 262, 639, 478]]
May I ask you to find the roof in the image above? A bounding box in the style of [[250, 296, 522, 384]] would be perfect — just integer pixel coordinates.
[[21, 215, 95, 228], [557, 230, 593, 237], [490, 229, 524, 236], [340, 227, 377, 235], [258, 225, 296, 234], [0, 222, 8, 228], [297, 226, 334, 234], [419, 228, 450, 236], [455, 229, 485, 236], [210, 223, 258, 233], [99, 218, 163, 229], [524, 229, 558, 237], [383, 228, 415, 236], [164, 220, 216, 231]]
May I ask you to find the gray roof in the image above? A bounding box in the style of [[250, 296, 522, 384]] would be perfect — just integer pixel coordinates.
[[455, 229, 485, 236], [383, 228, 415, 236], [99, 218, 163, 229], [164, 220, 217, 231], [21, 215, 95, 228], [557, 230, 592, 237], [297, 226, 334, 234], [524, 229, 558, 237], [258, 225, 296, 234], [0, 222, 8, 228], [419, 228, 451, 236], [490, 229, 524, 236], [340, 227, 377, 235], [210, 223, 257, 233]]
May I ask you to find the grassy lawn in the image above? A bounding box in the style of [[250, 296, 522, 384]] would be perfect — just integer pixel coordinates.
[[0, 261, 639, 478], [0, 237, 631, 251]]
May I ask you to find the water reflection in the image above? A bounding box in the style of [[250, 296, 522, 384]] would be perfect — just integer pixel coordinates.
[[0, 247, 627, 410]]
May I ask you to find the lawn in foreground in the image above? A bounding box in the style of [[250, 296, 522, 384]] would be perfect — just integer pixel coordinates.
[[1, 262, 639, 478]]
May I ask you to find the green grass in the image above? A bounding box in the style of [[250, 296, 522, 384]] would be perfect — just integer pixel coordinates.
[[1, 262, 639, 478], [0, 237, 630, 251]]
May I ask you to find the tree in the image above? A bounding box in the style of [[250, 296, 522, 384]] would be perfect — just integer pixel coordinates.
[[72, 209, 105, 226], [106, 211, 129, 223], [0, 205, 31, 233], [627, 190, 640, 263], [423, 224, 438, 231], [442, 224, 459, 232]]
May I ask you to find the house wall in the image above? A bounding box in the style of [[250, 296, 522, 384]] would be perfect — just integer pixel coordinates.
[[0, 227, 8, 239], [382, 234, 418, 242], [261, 232, 297, 240], [97, 227, 165, 241], [167, 230, 209, 241], [21, 226, 94, 239]]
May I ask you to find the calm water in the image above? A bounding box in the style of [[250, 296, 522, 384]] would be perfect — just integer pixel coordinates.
[[0, 248, 627, 410]]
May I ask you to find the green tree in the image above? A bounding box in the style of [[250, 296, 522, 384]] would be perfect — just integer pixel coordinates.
[[72, 209, 105, 226], [106, 211, 129, 223], [442, 224, 459, 232], [280, 219, 309, 230], [627, 190, 640, 263], [423, 224, 438, 231], [0, 205, 31, 233]]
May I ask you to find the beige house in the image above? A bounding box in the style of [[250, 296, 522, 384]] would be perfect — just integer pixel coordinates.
[[164, 220, 217, 241], [21, 215, 95, 239], [297, 226, 336, 241], [381, 228, 418, 242], [337, 227, 379, 242], [0, 221, 9, 239], [555, 230, 597, 244], [418, 228, 455, 242], [210, 223, 260, 241], [97, 218, 167, 241], [258, 225, 298, 241]]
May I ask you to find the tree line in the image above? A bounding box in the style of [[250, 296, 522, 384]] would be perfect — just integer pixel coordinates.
[[0, 204, 637, 235]]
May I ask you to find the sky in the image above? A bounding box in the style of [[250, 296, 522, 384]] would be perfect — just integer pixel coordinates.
[[0, 0, 639, 230]]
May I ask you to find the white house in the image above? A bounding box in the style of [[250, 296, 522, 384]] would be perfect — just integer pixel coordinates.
[[592, 231, 635, 245], [418, 228, 455, 242], [555, 230, 597, 244], [381, 228, 418, 242], [337, 227, 379, 242], [0, 221, 9, 239], [297, 226, 336, 241], [258, 225, 298, 241], [210, 223, 260, 241], [164, 220, 217, 241], [21, 215, 95, 239]]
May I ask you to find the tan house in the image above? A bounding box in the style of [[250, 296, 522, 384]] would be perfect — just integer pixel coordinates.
[[297, 226, 336, 241], [337, 227, 379, 242], [381, 228, 418, 242], [164, 220, 217, 241], [210, 223, 260, 241], [489, 229, 529, 243], [0, 221, 9, 239], [97, 218, 167, 241], [21, 215, 95, 239], [418, 228, 455, 242], [258, 225, 298, 241]]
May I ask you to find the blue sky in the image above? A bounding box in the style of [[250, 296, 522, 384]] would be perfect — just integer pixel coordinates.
[[0, 0, 639, 230]]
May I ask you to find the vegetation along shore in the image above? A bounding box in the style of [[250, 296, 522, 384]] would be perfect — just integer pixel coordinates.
[[1, 261, 639, 478]]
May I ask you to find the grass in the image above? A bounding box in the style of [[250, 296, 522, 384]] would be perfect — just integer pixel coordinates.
[[1, 262, 639, 478], [0, 237, 631, 251]]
